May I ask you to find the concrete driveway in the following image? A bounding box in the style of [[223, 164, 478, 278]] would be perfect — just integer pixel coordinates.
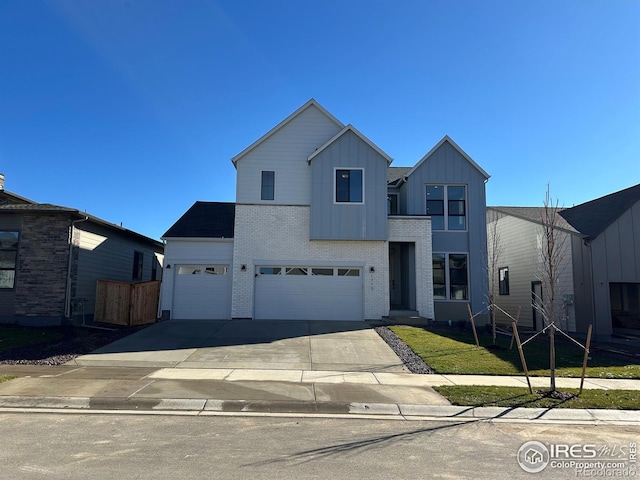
[[71, 320, 408, 372]]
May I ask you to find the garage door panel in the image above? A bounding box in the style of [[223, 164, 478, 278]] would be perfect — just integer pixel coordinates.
[[173, 264, 230, 319], [254, 266, 363, 321]]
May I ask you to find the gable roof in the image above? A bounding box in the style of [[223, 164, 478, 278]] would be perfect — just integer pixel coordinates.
[[559, 183, 640, 240], [487, 206, 578, 233], [162, 201, 235, 239], [307, 124, 393, 164], [231, 99, 344, 166], [0, 189, 37, 205], [0, 198, 163, 248], [387, 167, 411, 186], [407, 135, 490, 180]]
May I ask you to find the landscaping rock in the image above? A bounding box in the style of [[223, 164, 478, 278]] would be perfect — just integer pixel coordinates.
[[375, 326, 434, 374]]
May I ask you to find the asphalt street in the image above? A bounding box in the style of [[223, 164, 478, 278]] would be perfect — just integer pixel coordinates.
[[0, 413, 637, 479]]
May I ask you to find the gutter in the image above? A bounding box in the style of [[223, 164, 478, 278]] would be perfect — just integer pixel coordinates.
[[64, 215, 89, 318]]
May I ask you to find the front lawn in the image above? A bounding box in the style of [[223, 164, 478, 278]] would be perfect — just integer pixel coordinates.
[[434, 385, 640, 410], [0, 326, 64, 352], [389, 326, 640, 379]]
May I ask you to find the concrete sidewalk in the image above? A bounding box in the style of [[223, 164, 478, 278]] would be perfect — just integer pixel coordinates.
[[0, 364, 638, 423]]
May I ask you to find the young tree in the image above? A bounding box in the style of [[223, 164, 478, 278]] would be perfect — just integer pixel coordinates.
[[535, 184, 570, 391], [486, 209, 503, 345]]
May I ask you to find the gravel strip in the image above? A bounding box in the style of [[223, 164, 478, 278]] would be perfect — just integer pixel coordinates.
[[0, 325, 148, 365], [375, 326, 434, 374]]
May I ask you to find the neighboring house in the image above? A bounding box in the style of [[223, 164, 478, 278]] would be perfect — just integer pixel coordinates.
[[487, 183, 640, 339], [486, 206, 578, 332], [161, 99, 489, 322], [0, 179, 164, 326], [560, 183, 640, 338]]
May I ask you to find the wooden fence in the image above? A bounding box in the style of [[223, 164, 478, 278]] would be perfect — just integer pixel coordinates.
[[95, 280, 160, 326]]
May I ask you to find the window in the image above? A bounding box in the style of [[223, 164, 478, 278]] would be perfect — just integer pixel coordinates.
[[338, 268, 360, 277], [259, 267, 281, 275], [432, 253, 446, 299], [499, 267, 510, 295], [0, 231, 19, 289], [426, 185, 467, 230], [336, 169, 363, 203], [387, 194, 398, 215], [178, 266, 201, 275], [432, 253, 468, 301], [261, 171, 275, 201], [132, 251, 143, 280], [285, 267, 307, 275], [312, 268, 334, 276], [204, 266, 228, 275]]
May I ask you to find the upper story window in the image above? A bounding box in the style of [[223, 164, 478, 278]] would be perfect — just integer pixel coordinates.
[[335, 169, 363, 203], [426, 185, 467, 230], [0, 231, 19, 289], [261, 171, 275, 201], [387, 193, 398, 214]]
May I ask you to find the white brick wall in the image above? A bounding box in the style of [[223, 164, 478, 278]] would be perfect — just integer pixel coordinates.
[[388, 216, 434, 319], [232, 205, 389, 319]]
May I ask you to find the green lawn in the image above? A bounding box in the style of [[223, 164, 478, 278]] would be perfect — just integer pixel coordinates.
[[434, 385, 640, 410], [0, 326, 64, 353], [0, 375, 15, 384], [389, 326, 640, 379]]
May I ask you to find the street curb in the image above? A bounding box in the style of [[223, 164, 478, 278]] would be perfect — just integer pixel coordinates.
[[0, 396, 638, 423]]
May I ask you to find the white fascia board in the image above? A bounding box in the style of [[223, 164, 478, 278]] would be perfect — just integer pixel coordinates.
[[307, 124, 393, 164], [407, 135, 490, 180], [231, 98, 344, 166]]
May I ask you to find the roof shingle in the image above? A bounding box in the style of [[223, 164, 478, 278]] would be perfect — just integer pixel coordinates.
[[163, 202, 235, 238]]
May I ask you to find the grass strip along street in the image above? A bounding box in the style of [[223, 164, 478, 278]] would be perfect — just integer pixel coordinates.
[[390, 326, 640, 410]]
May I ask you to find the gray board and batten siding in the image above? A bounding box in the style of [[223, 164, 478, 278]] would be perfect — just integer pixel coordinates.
[[310, 129, 390, 241], [404, 138, 490, 322]]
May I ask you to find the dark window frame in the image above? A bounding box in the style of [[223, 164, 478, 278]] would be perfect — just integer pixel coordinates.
[[335, 169, 364, 203], [426, 184, 467, 231], [261, 171, 275, 201], [499, 266, 510, 295], [432, 252, 469, 301], [132, 251, 144, 281], [0, 230, 19, 289]]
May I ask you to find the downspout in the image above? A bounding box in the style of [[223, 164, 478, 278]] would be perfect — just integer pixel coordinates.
[[65, 216, 89, 318]]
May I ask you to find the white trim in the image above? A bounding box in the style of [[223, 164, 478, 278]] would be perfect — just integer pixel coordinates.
[[231, 99, 344, 165], [307, 124, 393, 164], [408, 135, 490, 180], [333, 167, 365, 205]]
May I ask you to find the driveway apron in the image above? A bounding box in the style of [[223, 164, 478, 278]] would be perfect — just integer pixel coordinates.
[[72, 320, 408, 372]]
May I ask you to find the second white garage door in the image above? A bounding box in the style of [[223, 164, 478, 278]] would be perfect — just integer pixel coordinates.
[[254, 266, 363, 321], [172, 264, 231, 319]]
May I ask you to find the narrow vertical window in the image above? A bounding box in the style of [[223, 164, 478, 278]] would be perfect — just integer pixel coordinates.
[[132, 251, 144, 281], [387, 194, 398, 215], [432, 253, 446, 299], [0, 231, 19, 289], [449, 254, 468, 300], [336, 169, 363, 203], [261, 171, 275, 201], [447, 185, 467, 230], [426, 185, 444, 230], [499, 267, 510, 295]]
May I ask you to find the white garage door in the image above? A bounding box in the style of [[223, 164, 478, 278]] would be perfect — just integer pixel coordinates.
[[254, 266, 363, 321], [172, 265, 230, 319]]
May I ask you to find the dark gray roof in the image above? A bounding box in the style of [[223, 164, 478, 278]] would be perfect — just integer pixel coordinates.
[[488, 206, 577, 233], [0, 203, 78, 213], [559, 183, 640, 239], [163, 202, 235, 239], [387, 167, 411, 186]]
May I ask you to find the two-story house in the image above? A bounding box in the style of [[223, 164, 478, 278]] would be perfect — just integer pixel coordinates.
[[160, 99, 489, 323]]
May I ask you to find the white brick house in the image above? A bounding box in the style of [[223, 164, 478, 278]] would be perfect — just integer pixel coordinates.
[[160, 99, 488, 322]]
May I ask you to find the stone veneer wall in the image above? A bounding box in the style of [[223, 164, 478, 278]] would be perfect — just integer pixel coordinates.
[[14, 214, 72, 317]]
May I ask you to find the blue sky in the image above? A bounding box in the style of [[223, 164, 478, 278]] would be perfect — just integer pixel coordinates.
[[1, 0, 638, 240]]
